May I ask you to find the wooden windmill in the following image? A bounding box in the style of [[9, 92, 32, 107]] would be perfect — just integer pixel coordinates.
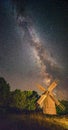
[[37, 80, 65, 115]]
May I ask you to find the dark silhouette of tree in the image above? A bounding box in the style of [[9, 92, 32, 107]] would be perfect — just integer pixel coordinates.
[[0, 77, 10, 106]]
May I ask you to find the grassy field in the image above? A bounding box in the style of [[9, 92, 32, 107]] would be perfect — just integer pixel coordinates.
[[0, 113, 68, 130]]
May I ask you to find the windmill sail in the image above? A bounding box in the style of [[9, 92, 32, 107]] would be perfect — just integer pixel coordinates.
[[36, 84, 46, 92], [50, 93, 65, 111], [48, 80, 59, 92], [37, 94, 47, 108]]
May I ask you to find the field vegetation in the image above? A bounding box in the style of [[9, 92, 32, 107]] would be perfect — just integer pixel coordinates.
[[0, 112, 68, 130]]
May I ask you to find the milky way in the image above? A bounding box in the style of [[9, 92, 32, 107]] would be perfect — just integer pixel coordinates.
[[16, 11, 65, 87]]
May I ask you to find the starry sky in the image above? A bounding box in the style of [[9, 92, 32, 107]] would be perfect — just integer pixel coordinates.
[[0, 0, 68, 99]]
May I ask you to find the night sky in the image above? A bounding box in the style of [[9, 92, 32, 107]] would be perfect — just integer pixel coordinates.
[[0, 0, 68, 99]]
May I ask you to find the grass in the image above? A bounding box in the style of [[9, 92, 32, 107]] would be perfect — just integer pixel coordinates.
[[0, 112, 68, 130], [28, 113, 68, 129]]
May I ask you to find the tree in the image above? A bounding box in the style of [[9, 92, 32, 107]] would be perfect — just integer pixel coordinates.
[[0, 77, 39, 111], [56, 100, 68, 115], [25, 91, 39, 110], [9, 90, 39, 111], [0, 77, 10, 106], [9, 89, 24, 109]]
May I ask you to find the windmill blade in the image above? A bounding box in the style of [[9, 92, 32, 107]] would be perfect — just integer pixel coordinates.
[[50, 93, 65, 111], [37, 94, 47, 107], [58, 103, 65, 111], [36, 84, 46, 92], [48, 79, 59, 92]]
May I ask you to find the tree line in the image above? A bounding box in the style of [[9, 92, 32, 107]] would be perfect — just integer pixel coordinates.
[[0, 77, 39, 113]]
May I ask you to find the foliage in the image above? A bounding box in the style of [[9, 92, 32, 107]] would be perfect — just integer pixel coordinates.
[[61, 100, 68, 112], [24, 91, 39, 110], [0, 77, 10, 106], [0, 77, 39, 111], [56, 100, 68, 115], [9, 90, 38, 111], [0, 77, 39, 112]]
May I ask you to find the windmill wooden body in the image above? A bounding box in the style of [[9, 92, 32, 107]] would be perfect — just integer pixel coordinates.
[[37, 80, 65, 115]]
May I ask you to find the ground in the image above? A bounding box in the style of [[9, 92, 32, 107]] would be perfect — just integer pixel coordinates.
[[0, 113, 68, 130]]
